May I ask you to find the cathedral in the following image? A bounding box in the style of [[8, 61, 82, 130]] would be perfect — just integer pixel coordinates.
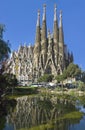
[[6, 4, 73, 85]]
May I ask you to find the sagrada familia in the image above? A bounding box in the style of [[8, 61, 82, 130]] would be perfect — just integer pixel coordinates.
[[6, 5, 73, 85]]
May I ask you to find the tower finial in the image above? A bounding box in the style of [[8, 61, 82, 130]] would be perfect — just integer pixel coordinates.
[[59, 10, 62, 27], [54, 4, 57, 21], [43, 4, 46, 21], [38, 9, 40, 17], [37, 9, 40, 26]]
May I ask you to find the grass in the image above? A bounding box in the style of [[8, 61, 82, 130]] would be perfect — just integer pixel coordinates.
[[61, 111, 83, 120], [6, 86, 39, 99]]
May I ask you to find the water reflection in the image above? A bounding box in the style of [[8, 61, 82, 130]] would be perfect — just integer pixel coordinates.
[[0, 99, 16, 130], [3, 95, 85, 130]]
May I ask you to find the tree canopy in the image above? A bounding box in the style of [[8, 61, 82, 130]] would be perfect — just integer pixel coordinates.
[[56, 74, 64, 83], [0, 39, 10, 62], [0, 39, 10, 74], [81, 71, 85, 83], [56, 63, 82, 83], [0, 73, 18, 97], [65, 63, 81, 78], [38, 74, 54, 82]]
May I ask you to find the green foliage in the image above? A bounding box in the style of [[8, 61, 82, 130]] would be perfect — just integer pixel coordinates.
[[66, 63, 81, 78], [77, 81, 85, 91], [55, 63, 81, 83], [56, 74, 64, 83], [0, 39, 10, 62], [0, 38, 10, 74], [4, 73, 18, 87], [0, 73, 18, 97], [38, 74, 54, 82], [81, 71, 85, 83]]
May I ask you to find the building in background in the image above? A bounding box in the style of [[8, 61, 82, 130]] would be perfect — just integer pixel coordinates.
[[5, 4, 73, 85]]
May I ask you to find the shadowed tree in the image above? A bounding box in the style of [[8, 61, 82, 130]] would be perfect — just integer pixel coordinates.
[[0, 25, 11, 97]]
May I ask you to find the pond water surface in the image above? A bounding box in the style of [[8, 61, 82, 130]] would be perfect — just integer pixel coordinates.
[[2, 94, 85, 130]]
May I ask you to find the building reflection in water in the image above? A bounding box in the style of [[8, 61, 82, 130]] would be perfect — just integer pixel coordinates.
[[6, 95, 82, 130]]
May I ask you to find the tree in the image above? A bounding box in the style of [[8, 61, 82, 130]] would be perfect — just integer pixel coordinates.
[[4, 73, 17, 87], [81, 71, 85, 83], [0, 40, 10, 60], [77, 81, 85, 91], [4, 73, 18, 95], [0, 73, 18, 97], [0, 25, 11, 98], [38, 74, 54, 82], [55, 63, 82, 86], [64, 63, 81, 79], [0, 25, 10, 73], [56, 75, 64, 83], [0, 39, 10, 73]]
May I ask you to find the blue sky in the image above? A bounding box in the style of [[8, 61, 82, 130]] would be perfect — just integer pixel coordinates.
[[0, 0, 85, 70]]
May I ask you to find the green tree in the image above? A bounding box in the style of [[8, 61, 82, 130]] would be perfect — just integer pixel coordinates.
[[0, 73, 18, 97], [0, 26, 11, 97], [61, 63, 81, 80], [77, 81, 85, 91], [4, 73, 18, 95], [55, 74, 65, 91], [81, 71, 85, 83], [66, 63, 81, 78], [0, 39, 10, 62], [56, 74, 64, 83], [0, 39, 10, 73], [55, 63, 82, 86], [38, 74, 54, 82]]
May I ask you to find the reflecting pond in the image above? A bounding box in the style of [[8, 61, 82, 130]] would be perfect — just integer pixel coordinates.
[[2, 94, 85, 130]]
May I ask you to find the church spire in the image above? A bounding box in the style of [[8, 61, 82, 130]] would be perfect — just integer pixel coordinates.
[[41, 4, 47, 66], [53, 4, 59, 66], [58, 10, 65, 70], [34, 9, 41, 70], [41, 4, 47, 41], [54, 4, 57, 21], [35, 9, 41, 44], [53, 4, 58, 43], [59, 10, 64, 43], [43, 4, 46, 21]]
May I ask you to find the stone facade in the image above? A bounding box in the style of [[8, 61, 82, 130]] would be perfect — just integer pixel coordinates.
[[6, 46, 33, 85], [5, 5, 73, 84], [33, 4, 73, 80]]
